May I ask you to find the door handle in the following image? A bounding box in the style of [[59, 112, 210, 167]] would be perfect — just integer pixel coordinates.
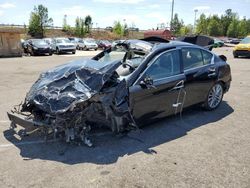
[[170, 80, 184, 91], [208, 67, 216, 72], [208, 72, 217, 77]]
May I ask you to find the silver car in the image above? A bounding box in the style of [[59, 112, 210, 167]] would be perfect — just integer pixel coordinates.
[[51, 38, 76, 54], [82, 38, 98, 51]]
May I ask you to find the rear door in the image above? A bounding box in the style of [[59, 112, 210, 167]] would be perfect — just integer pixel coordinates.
[[129, 49, 186, 125], [181, 47, 217, 107]]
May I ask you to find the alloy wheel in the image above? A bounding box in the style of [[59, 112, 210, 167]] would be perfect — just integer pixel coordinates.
[[208, 83, 223, 109]]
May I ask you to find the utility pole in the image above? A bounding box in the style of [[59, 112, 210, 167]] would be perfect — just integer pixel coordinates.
[[170, 0, 175, 33], [194, 9, 198, 33]]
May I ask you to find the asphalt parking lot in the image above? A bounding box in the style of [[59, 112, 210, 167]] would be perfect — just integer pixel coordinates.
[[0, 47, 250, 188]]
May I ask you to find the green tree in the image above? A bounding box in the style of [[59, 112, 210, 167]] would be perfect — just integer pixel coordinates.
[[196, 13, 208, 34], [75, 17, 81, 36], [238, 18, 248, 38], [227, 18, 239, 37], [207, 15, 223, 36], [170, 13, 184, 36], [84, 15, 92, 33], [123, 23, 128, 37], [28, 4, 53, 38], [62, 14, 70, 31], [113, 21, 124, 36], [74, 17, 86, 37], [180, 24, 193, 35], [221, 9, 237, 36]]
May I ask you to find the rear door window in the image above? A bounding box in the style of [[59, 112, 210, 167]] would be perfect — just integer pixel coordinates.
[[182, 48, 203, 70], [202, 50, 213, 65]]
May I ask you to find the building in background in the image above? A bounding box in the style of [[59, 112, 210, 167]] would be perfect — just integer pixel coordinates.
[[144, 29, 172, 40], [0, 28, 23, 57]]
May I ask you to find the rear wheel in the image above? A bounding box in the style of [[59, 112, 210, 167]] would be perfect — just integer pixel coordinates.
[[204, 83, 224, 110], [72, 51, 76, 54]]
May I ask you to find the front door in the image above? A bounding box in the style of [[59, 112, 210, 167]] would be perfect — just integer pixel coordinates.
[[129, 49, 186, 126]]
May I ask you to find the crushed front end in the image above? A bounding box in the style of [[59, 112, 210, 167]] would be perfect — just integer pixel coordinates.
[[7, 59, 136, 146]]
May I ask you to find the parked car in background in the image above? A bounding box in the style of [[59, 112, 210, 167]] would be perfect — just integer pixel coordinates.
[[77, 39, 86, 50], [68, 37, 81, 48], [82, 38, 98, 50], [25, 39, 52, 56], [213, 38, 224, 48], [98, 40, 112, 49], [233, 35, 250, 58], [43, 38, 53, 46], [230, 38, 241, 44], [51, 38, 76, 54], [112, 40, 125, 47]]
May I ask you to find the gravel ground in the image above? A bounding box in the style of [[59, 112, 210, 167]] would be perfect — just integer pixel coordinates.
[[0, 47, 249, 188]]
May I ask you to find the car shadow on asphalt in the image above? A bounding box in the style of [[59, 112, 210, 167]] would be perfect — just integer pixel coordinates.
[[3, 101, 234, 165]]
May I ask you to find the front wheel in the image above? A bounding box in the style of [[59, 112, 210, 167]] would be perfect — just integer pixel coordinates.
[[204, 83, 224, 110]]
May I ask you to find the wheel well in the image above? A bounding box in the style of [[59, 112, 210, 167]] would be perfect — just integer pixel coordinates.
[[217, 81, 226, 92]]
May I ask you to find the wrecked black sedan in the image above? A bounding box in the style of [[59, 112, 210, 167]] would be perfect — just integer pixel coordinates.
[[7, 39, 231, 146]]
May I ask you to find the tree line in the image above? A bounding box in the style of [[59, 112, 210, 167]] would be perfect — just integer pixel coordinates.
[[28, 4, 92, 38], [171, 9, 250, 38], [28, 5, 250, 39]]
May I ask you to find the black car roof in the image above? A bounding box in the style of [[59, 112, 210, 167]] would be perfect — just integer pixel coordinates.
[[152, 41, 194, 51]]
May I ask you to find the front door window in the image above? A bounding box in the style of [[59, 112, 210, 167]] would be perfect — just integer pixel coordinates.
[[144, 50, 181, 80]]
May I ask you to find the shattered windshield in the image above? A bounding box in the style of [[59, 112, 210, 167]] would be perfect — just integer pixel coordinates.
[[94, 40, 152, 78]]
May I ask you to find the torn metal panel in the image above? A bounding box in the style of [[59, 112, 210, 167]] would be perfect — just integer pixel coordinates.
[[9, 57, 137, 146]]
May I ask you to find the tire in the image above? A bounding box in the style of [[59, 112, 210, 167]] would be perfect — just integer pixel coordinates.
[[72, 51, 76, 54], [49, 52, 52, 56], [203, 82, 224, 110], [56, 48, 60, 55]]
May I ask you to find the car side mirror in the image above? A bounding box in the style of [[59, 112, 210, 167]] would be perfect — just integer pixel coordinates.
[[140, 76, 155, 89]]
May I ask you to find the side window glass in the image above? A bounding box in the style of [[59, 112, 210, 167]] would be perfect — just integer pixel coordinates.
[[144, 50, 181, 80], [182, 48, 203, 70], [202, 50, 213, 65]]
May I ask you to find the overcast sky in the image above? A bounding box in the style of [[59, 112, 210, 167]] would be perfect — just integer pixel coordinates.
[[0, 0, 250, 30]]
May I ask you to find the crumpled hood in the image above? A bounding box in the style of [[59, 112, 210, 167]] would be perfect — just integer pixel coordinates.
[[24, 59, 122, 114]]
